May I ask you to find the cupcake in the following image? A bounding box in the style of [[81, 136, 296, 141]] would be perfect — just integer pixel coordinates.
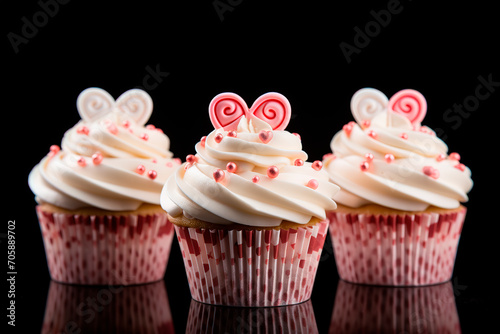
[[323, 88, 473, 286], [28, 88, 180, 285], [161, 92, 339, 306]]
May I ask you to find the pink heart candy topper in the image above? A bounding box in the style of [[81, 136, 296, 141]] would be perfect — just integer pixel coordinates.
[[77, 88, 153, 126], [387, 89, 427, 125], [209, 92, 291, 131]]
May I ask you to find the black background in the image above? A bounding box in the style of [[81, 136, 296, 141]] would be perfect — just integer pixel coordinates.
[[4, 0, 500, 333]]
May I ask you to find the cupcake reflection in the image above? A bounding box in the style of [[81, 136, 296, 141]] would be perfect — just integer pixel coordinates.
[[42, 280, 174, 334], [187, 299, 317, 334], [329, 280, 460, 333]]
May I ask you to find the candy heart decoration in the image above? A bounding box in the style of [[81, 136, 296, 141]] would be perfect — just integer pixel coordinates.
[[77, 88, 114, 122], [209, 93, 248, 131], [209, 92, 291, 131], [388, 89, 427, 126], [251, 93, 291, 131], [350, 88, 389, 125], [114, 89, 153, 126], [76, 88, 153, 125], [258, 130, 273, 143]]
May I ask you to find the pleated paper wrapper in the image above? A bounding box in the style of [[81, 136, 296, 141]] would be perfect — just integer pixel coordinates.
[[187, 299, 318, 333], [175, 219, 329, 306], [42, 280, 173, 334], [328, 207, 466, 286], [36, 206, 175, 285], [330, 280, 461, 333]]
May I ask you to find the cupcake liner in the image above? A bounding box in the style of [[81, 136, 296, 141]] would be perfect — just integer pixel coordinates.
[[330, 280, 461, 333], [41, 280, 173, 334], [328, 208, 466, 286], [174, 219, 328, 306], [36, 206, 175, 285], [187, 298, 318, 333]]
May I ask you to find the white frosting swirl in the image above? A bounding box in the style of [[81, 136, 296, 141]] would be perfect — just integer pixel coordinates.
[[161, 116, 339, 227], [29, 109, 180, 211], [324, 111, 473, 211]]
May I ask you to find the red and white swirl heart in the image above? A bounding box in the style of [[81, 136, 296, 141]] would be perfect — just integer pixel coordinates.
[[209, 92, 291, 131]]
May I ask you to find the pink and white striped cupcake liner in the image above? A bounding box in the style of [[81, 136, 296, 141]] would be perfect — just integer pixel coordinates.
[[328, 208, 466, 286], [174, 219, 329, 306], [36, 206, 175, 285]]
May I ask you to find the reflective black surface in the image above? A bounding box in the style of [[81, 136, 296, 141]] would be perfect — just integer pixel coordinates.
[[6, 0, 499, 333], [9, 220, 499, 333]]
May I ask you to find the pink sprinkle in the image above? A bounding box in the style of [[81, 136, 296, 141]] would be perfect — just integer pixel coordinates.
[[360, 161, 370, 172], [151, 159, 157, 163], [294, 159, 304, 166], [343, 122, 355, 137], [166, 162, 173, 168], [48, 145, 60, 158], [267, 166, 279, 179], [140, 133, 149, 141], [186, 154, 198, 164], [200, 136, 207, 148], [367, 130, 377, 139], [312, 160, 323, 171], [173, 157, 181, 165], [400, 132, 408, 140], [146, 124, 156, 130], [77, 157, 87, 167], [436, 153, 446, 162], [226, 162, 237, 173], [252, 176, 260, 183], [384, 153, 395, 163], [135, 165, 146, 175], [227, 130, 237, 138], [306, 179, 319, 190], [155, 128, 163, 133], [147, 170, 157, 180], [107, 124, 118, 135], [213, 169, 225, 182], [422, 166, 439, 179], [364, 153, 374, 162], [292, 133, 301, 140], [50, 145, 60, 153], [361, 120, 371, 128], [449, 152, 461, 161], [121, 120, 130, 128], [258, 130, 273, 144], [76, 126, 89, 135], [215, 133, 224, 143], [92, 152, 103, 165], [454, 163, 466, 171]]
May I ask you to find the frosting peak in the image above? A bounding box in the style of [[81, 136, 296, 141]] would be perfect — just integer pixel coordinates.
[[325, 88, 473, 211], [161, 92, 339, 227]]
